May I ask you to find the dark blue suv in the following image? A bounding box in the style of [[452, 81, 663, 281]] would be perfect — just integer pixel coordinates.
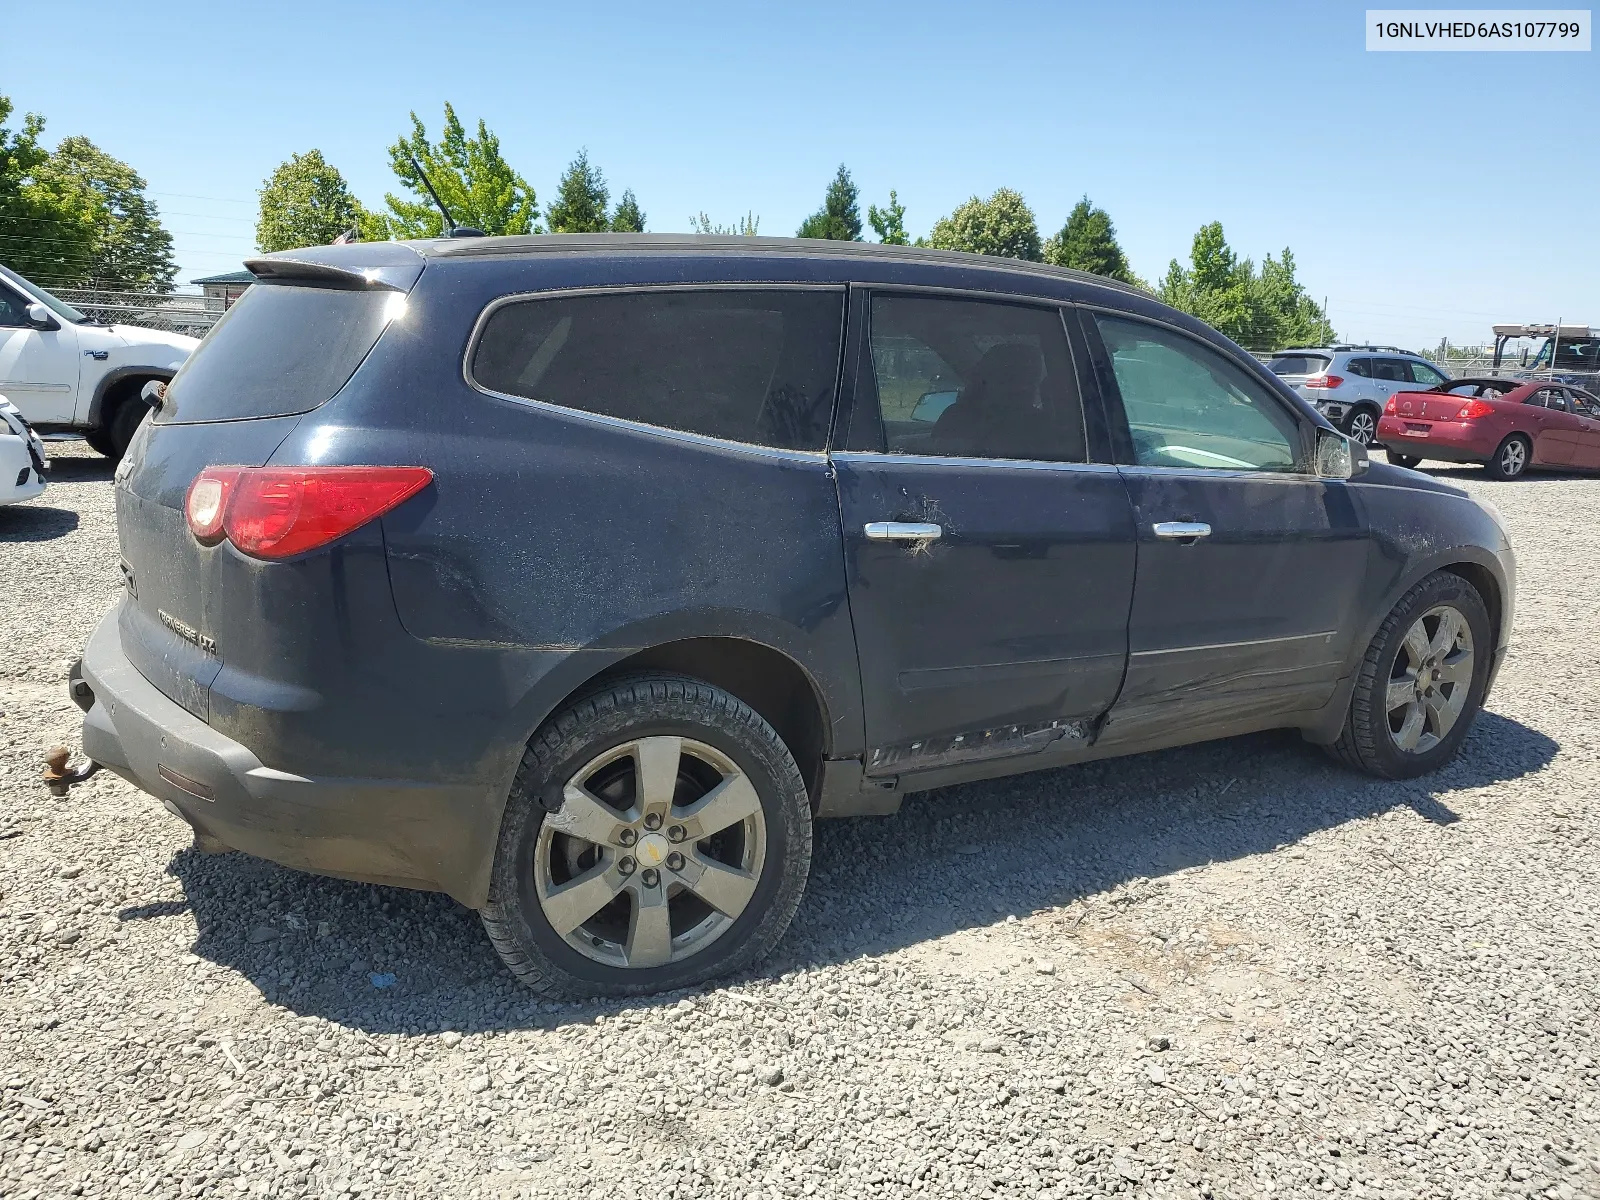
[[75, 235, 1516, 997]]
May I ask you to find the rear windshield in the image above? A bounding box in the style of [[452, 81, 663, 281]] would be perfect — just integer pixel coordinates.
[[155, 283, 395, 424], [1267, 353, 1330, 376]]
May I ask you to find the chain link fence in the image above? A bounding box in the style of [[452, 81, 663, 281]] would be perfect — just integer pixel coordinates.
[[51, 287, 225, 336]]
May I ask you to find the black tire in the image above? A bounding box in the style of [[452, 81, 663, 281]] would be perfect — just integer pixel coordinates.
[[1325, 571, 1492, 780], [1343, 406, 1380, 448], [1484, 433, 1531, 481], [1386, 451, 1422, 469], [480, 674, 812, 998], [90, 399, 149, 463], [83, 426, 118, 459]]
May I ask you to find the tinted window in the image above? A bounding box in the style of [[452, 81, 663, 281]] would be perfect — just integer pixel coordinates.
[[1408, 360, 1447, 386], [473, 289, 844, 451], [1372, 358, 1410, 382], [866, 294, 1085, 462], [1267, 354, 1330, 376], [1096, 315, 1300, 472], [1524, 391, 1548, 408], [1346, 358, 1373, 378], [157, 284, 396, 424], [1546, 388, 1571, 413]]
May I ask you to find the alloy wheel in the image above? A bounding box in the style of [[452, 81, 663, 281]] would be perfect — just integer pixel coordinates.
[[1500, 439, 1527, 477], [1385, 604, 1474, 754], [534, 736, 766, 968], [1347, 410, 1377, 446]]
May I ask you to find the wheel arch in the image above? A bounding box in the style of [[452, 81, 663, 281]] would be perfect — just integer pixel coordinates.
[[86, 366, 176, 430], [1301, 545, 1511, 744], [583, 637, 832, 804]]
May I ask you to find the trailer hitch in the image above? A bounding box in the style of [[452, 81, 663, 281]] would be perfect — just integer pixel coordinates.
[[44, 746, 100, 796]]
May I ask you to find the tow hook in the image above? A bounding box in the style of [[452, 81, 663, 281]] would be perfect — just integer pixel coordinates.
[[43, 746, 100, 796]]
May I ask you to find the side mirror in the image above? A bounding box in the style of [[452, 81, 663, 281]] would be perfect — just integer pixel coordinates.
[[25, 302, 59, 331], [1315, 427, 1367, 479], [139, 380, 167, 411]]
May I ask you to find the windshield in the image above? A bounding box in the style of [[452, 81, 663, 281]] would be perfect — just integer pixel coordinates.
[[1528, 337, 1599, 372], [0, 263, 89, 324]]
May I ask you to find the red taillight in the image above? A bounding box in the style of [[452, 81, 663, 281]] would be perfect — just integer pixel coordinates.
[[1384, 395, 1398, 414], [1304, 373, 1344, 390], [185, 466, 432, 559], [1456, 399, 1495, 420]]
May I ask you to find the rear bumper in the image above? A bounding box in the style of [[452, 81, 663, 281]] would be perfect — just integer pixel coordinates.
[[1375, 418, 1497, 462], [78, 602, 501, 908]]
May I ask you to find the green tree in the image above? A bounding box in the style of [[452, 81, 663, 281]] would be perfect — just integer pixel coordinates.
[[546, 149, 610, 234], [927, 188, 1041, 260], [610, 188, 645, 233], [384, 104, 537, 237], [1042, 196, 1132, 281], [0, 93, 99, 284], [34, 136, 176, 290], [255, 150, 383, 252], [796, 164, 861, 240], [867, 190, 909, 245], [1255, 248, 1336, 347], [690, 211, 760, 235], [1160, 222, 1334, 350]]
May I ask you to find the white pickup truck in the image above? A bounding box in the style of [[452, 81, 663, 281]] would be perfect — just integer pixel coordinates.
[[0, 264, 198, 460]]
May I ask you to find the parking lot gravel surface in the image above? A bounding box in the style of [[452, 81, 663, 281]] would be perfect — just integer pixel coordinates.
[[1, 442, 1596, 1200]]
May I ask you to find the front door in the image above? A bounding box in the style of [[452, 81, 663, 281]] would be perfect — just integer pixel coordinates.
[[1528, 387, 1578, 466], [1083, 312, 1372, 744], [1569, 389, 1600, 470], [833, 290, 1137, 779], [0, 283, 80, 425]]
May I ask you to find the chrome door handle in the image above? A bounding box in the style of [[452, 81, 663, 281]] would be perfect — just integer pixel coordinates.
[[1153, 521, 1211, 540], [864, 521, 943, 541]]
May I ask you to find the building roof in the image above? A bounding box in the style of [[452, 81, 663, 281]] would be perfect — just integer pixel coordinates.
[[190, 269, 256, 285]]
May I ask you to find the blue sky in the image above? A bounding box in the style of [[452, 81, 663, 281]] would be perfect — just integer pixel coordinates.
[[7, 0, 1596, 348]]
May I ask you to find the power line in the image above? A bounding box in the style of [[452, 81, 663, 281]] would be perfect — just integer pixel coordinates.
[[2, 210, 255, 227], [147, 190, 255, 205]]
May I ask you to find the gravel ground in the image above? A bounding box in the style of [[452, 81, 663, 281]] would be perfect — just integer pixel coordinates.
[[1, 442, 1595, 1200]]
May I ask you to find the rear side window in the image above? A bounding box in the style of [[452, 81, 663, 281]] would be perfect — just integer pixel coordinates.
[[157, 283, 396, 424], [1267, 354, 1330, 376], [471, 289, 845, 451], [1346, 358, 1373, 378]]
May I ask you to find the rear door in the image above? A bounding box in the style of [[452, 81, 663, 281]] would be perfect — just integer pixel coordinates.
[[1369, 356, 1413, 411], [1083, 311, 1371, 743], [0, 281, 80, 425], [832, 289, 1137, 779]]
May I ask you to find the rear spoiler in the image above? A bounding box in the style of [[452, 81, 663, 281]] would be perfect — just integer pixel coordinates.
[[241, 258, 404, 292]]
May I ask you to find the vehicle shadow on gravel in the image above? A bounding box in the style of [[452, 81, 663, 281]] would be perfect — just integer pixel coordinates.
[[43, 454, 115, 482], [159, 709, 1556, 1034], [0, 504, 80, 542]]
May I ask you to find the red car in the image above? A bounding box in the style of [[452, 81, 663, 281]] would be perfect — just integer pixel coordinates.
[[1376, 378, 1600, 479]]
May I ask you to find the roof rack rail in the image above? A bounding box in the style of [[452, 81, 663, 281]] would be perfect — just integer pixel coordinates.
[[1328, 343, 1412, 353]]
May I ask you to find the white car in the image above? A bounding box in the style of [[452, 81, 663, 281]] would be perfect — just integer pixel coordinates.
[[0, 264, 198, 460], [0, 394, 47, 506]]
